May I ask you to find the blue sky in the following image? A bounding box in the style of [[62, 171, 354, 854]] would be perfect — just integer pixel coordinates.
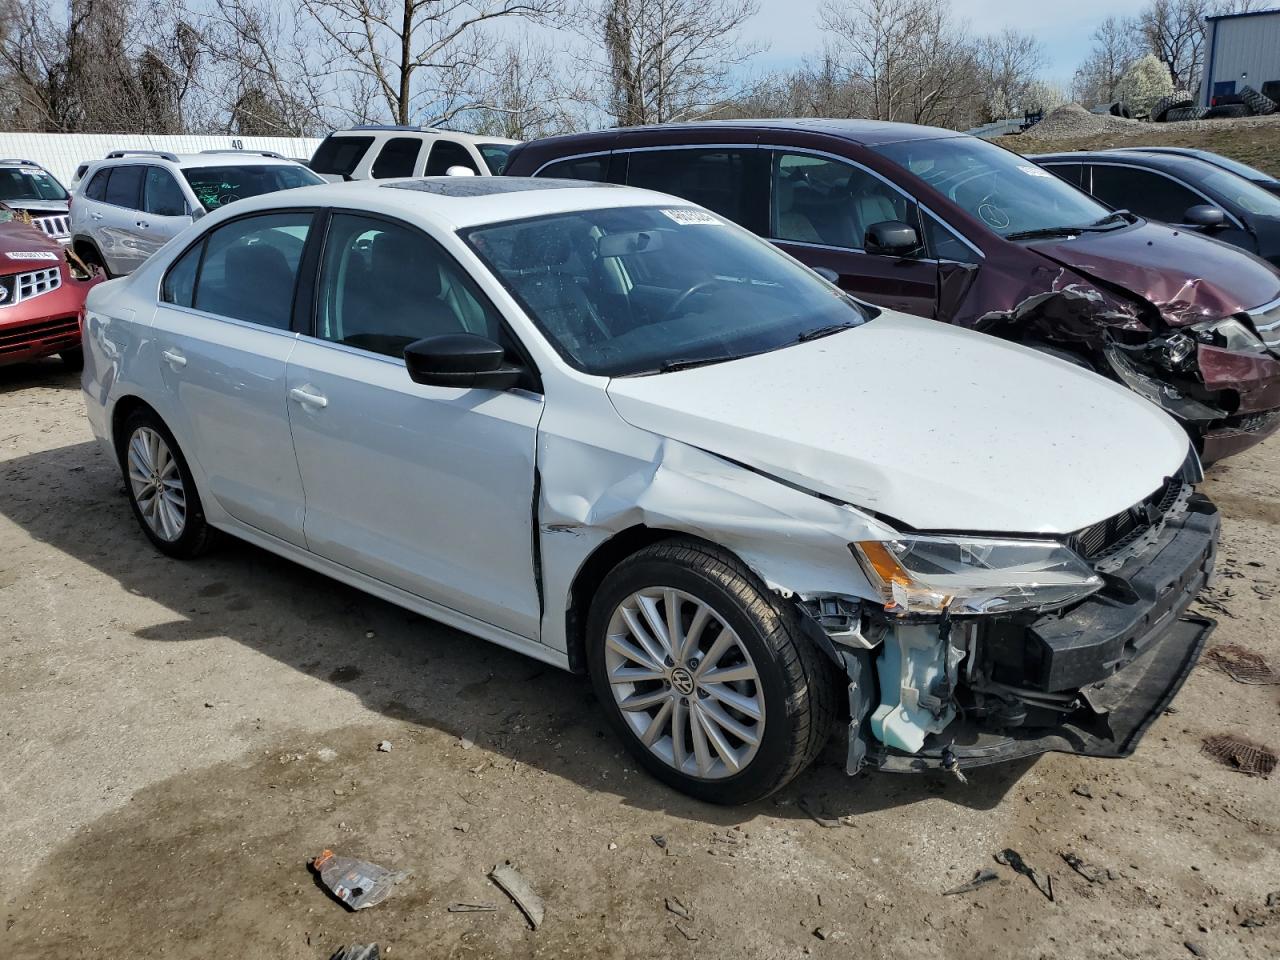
[[741, 0, 1150, 87]]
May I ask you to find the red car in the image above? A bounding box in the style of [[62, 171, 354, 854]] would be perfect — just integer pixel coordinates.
[[0, 208, 102, 370]]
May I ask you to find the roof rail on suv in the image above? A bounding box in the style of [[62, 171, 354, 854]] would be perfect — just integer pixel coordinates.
[[105, 150, 180, 162], [0, 158, 39, 165], [199, 149, 288, 160], [349, 124, 422, 131]]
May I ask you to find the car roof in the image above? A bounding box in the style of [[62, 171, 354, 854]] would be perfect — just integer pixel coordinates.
[[325, 127, 519, 146], [213, 176, 685, 231], [1030, 149, 1211, 176], [526, 118, 963, 149]]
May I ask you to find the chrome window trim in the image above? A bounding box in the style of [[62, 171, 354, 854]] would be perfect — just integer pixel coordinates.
[[531, 150, 612, 178], [158, 302, 303, 339], [1052, 160, 1247, 232]]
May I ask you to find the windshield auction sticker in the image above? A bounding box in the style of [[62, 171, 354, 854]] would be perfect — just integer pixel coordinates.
[[6, 251, 59, 261], [661, 208, 721, 225]]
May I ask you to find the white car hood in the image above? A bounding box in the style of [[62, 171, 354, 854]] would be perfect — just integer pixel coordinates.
[[605, 313, 1191, 534]]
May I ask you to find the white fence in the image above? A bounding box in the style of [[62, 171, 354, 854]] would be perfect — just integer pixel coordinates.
[[0, 132, 323, 186]]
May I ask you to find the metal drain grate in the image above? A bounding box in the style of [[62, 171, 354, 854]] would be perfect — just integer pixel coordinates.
[[1202, 734, 1277, 777], [1207, 644, 1280, 685]]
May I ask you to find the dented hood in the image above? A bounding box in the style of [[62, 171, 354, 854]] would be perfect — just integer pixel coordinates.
[[606, 313, 1190, 535], [1027, 221, 1280, 324]]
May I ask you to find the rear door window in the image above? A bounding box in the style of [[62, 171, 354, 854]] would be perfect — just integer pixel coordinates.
[[539, 155, 609, 182], [104, 165, 144, 208], [309, 136, 373, 177], [191, 212, 313, 329], [371, 137, 422, 178], [85, 169, 110, 201], [425, 140, 478, 176], [1091, 165, 1203, 224], [625, 148, 755, 227]]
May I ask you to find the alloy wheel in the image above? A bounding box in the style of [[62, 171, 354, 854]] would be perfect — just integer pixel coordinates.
[[126, 426, 186, 542], [604, 588, 765, 780]]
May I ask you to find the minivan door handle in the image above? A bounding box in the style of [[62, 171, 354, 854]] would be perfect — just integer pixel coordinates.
[[289, 386, 328, 409], [136, 220, 150, 229], [161, 348, 187, 369], [90, 212, 103, 221]]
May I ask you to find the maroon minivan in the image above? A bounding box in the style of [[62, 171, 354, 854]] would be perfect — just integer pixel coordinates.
[[504, 120, 1280, 462]]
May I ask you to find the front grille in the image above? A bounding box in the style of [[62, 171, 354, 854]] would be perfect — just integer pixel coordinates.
[[1249, 296, 1280, 352], [1068, 476, 1190, 570], [0, 315, 81, 356], [0, 266, 62, 307], [32, 214, 71, 238]]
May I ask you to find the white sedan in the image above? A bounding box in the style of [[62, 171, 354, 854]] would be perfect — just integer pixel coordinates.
[[82, 177, 1217, 803]]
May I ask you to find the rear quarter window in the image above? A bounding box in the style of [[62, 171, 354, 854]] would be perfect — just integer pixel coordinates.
[[538, 155, 609, 182], [310, 136, 374, 177]]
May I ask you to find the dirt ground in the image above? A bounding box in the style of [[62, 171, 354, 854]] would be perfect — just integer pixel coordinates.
[[1, 357, 1278, 960]]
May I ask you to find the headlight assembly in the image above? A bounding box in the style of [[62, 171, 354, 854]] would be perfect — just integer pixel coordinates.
[[851, 535, 1102, 616], [1189, 316, 1268, 355]]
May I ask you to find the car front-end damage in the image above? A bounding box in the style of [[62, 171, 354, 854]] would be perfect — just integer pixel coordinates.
[[976, 234, 1280, 462], [806, 452, 1218, 777]]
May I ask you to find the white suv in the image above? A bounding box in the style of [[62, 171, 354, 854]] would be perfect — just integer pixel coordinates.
[[70, 150, 323, 276], [308, 126, 518, 181]]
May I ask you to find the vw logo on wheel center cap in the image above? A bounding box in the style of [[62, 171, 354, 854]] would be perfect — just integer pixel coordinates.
[[670, 666, 695, 696]]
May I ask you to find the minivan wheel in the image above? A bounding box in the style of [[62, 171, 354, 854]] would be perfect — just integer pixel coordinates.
[[116, 409, 213, 559], [586, 539, 836, 804]]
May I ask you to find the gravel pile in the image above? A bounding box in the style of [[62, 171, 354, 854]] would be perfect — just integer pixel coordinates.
[[1020, 103, 1139, 140]]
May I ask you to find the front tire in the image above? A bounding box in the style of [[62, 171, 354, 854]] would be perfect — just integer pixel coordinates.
[[116, 408, 213, 559], [586, 539, 836, 804]]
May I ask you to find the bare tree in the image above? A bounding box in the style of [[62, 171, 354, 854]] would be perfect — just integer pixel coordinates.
[[1071, 15, 1143, 105], [976, 28, 1044, 119], [819, 0, 982, 128], [580, 0, 762, 126], [297, 0, 563, 126], [454, 39, 580, 139], [1139, 0, 1210, 92]]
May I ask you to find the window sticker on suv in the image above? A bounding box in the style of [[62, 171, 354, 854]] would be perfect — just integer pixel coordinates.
[[661, 208, 720, 225]]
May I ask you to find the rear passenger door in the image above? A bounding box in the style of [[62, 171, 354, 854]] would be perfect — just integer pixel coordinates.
[[151, 210, 314, 546], [767, 151, 938, 317], [285, 212, 543, 639], [98, 164, 149, 275]]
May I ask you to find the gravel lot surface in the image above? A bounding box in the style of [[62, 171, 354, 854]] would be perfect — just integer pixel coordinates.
[[2, 358, 1278, 959], [1018, 103, 1280, 141]]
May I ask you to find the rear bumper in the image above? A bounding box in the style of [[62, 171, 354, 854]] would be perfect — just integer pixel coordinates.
[[864, 496, 1219, 774]]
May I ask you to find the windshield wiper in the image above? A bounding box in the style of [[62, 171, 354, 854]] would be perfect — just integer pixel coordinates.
[[1092, 209, 1133, 226], [796, 321, 858, 342], [1006, 222, 1120, 241], [657, 355, 739, 373]]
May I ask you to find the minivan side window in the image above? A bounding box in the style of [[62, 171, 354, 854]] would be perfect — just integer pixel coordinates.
[[625, 148, 756, 226], [540, 155, 609, 182], [84, 169, 110, 201], [1090, 165, 1203, 224], [425, 141, 477, 176], [191, 212, 313, 329], [371, 137, 422, 178], [770, 152, 916, 251], [315, 213, 502, 358], [143, 167, 188, 217], [103, 165, 144, 208]]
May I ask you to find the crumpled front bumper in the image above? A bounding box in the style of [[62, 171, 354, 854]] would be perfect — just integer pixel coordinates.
[[861, 496, 1219, 774]]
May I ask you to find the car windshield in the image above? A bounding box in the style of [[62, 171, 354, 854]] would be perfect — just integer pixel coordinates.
[[1196, 167, 1280, 217], [464, 205, 875, 377], [0, 167, 68, 201], [478, 143, 514, 174], [181, 164, 323, 211], [872, 136, 1113, 238]]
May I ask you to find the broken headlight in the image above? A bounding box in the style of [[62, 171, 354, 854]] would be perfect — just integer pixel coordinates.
[[1189, 316, 1268, 355], [851, 536, 1102, 616]]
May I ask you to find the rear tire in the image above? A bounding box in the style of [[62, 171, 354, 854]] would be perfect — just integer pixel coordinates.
[[586, 538, 836, 804], [116, 408, 214, 559], [74, 240, 111, 279]]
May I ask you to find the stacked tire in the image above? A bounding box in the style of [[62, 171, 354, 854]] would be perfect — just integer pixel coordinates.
[[1165, 106, 1209, 122], [1239, 85, 1277, 115], [1151, 92, 1193, 122], [1205, 103, 1251, 119]]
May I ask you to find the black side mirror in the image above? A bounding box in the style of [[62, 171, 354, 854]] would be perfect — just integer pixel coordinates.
[[864, 220, 921, 257], [1183, 204, 1226, 229], [811, 265, 840, 284], [404, 333, 523, 390]]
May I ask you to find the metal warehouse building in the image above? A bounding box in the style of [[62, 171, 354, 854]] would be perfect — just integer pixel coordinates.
[[1201, 8, 1280, 106]]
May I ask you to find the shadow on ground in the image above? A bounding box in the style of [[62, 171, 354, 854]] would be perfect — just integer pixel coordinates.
[[0, 438, 1035, 825]]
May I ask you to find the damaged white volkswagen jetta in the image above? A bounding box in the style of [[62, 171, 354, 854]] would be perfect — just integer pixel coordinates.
[[82, 178, 1219, 803]]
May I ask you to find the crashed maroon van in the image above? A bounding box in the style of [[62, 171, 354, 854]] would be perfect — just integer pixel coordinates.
[[505, 120, 1280, 462]]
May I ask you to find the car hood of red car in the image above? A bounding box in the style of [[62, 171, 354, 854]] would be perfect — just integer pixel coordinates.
[[1027, 220, 1280, 325], [0, 219, 64, 274]]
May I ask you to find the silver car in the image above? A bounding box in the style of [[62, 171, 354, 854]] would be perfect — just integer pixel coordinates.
[[70, 150, 323, 277], [81, 177, 1215, 804]]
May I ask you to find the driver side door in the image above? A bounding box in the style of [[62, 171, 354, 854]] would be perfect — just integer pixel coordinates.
[[767, 150, 938, 318], [285, 212, 545, 639]]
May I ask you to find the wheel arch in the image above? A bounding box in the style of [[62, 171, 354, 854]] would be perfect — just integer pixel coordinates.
[[109, 395, 161, 467]]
